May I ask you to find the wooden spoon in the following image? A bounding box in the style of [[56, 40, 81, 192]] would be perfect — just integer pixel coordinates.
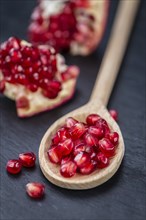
[[39, 0, 140, 189]]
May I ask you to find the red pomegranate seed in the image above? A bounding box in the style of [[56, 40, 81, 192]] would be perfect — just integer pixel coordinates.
[[74, 152, 90, 168], [19, 152, 36, 167], [109, 109, 118, 121], [84, 132, 98, 146], [79, 160, 96, 175], [61, 155, 72, 165], [58, 138, 74, 156], [0, 80, 5, 93], [47, 145, 62, 164], [86, 114, 101, 125], [60, 161, 77, 177], [16, 96, 29, 109], [96, 152, 109, 168], [69, 122, 86, 139], [73, 143, 86, 156], [66, 117, 78, 128], [7, 37, 20, 49], [9, 48, 22, 62], [6, 159, 22, 174], [26, 182, 45, 199], [52, 127, 69, 144], [99, 138, 115, 158], [88, 126, 104, 139], [105, 132, 119, 146], [96, 118, 110, 134]]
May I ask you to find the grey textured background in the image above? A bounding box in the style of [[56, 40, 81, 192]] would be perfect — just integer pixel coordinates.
[[0, 0, 145, 220]]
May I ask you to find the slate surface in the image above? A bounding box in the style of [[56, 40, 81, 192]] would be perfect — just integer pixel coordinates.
[[0, 0, 145, 220]]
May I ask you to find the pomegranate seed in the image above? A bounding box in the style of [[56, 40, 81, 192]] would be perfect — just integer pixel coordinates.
[[61, 155, 72, 165], [16, 96, 29, 109], [58, 138, 74, 156], [105, 132, 119, 146], [84, 132, 98, 146], [19, 152, 36, 167], [47, 146, 62, 164], [66, 117, 78, 128], [79, 160, 96, 175], [86, 114, 101, 125], [99, 138, 115, 158], [73, 143, 86, 156], [0, 80, 5, 93], [6, 159, 22, 174], [52, 127, 69, 144], [96, 118, 110, 134], [74, 152, 90, 168], [96, 152, 109, 168], [60, 161, 77, 177], [69, 122, 86, 139], [9, 48, 22, 62], [109, 109, 118, 121], [26, 182, 45, 199], [88, 125, 104, 139], [7, 37, 20, 49]]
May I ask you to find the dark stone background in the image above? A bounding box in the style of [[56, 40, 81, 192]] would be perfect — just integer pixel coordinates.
[[0, 0, 145, 220]]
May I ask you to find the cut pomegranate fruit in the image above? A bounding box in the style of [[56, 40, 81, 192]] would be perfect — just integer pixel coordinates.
[[60, 161, 77, 177], [26, 182, 45, 199], [0, 37, 79, 117], [109, 109, 118, 121], [48, 115, 119, 177], [6, 159, 22, 174], [28, 0, 109, 55], [19, 152, 36, 167], [99, 138, 115, 158]]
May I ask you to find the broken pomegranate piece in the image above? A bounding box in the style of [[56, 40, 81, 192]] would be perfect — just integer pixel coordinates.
[[28, 0, 109, 55], [0, 37, 79, 117], [47, 114, 119, 177], [26, 182, 45, 199]]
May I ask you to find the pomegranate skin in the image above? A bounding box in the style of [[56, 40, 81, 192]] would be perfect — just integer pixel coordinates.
[[6, 159, 22, 174]]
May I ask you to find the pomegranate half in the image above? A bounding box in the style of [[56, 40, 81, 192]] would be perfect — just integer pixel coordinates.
[[28, 0, 109, 55], [0, 37, 79, 117]]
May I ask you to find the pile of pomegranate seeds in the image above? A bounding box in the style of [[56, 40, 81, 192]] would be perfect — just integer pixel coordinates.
[[0, 37, 77, 99], [48, 114, 119, 178], [28, 0, 94, 52]]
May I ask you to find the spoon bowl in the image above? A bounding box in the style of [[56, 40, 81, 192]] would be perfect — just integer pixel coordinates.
[[39, 100, 124, 189], [39, 0, 139, 189]]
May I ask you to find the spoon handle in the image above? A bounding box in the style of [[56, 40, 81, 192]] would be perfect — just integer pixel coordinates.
[[90, 0, 140, 106]]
